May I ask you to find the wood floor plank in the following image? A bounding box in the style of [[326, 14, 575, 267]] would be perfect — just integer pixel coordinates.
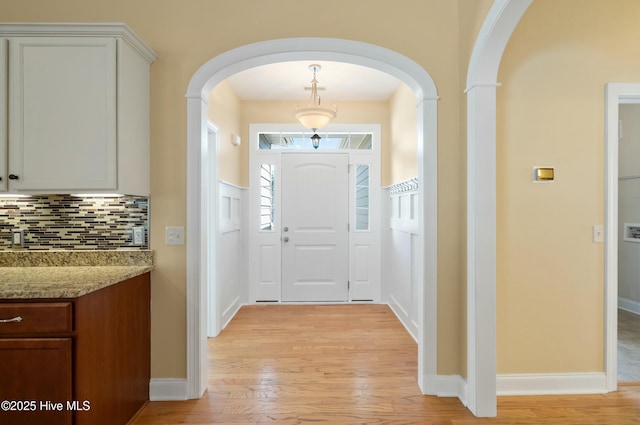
[[131, 304, 640, 425]]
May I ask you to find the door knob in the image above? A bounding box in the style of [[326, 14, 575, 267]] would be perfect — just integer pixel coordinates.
[[283, 236, 289, 242], [8, 174, 19, 180], [283, 227, 289, 232]]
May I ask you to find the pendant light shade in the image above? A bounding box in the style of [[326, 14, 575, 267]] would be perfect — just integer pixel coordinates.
[[294, 107, 336, 131], [294, 64, 337, 149]]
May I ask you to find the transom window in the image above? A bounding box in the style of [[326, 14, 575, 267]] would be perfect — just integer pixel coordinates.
[[259, 132, 372, 150]]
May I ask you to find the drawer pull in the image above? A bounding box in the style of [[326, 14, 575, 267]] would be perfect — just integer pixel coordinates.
[[0, 316, 23, 323]]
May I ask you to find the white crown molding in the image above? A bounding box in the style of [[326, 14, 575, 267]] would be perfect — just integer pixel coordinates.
[[0, 22, 157, 63]]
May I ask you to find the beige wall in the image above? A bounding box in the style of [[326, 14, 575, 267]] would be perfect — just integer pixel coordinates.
[[0, 0, 464, 378], [208, 81, 243, 186], [497, 0, 640, 374], [388, 83, 418, 185]]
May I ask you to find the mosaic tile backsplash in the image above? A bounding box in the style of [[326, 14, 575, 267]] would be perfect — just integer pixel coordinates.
[[0, 195, 149, 251]]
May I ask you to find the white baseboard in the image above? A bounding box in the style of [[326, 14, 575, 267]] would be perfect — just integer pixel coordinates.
[[619, 297, 640, 315], [149, 378, 188, 401], [436, 375, 468, 406], [387, 297, 418, 342], [497, 373, 607, 396], [221, 297, 243, 330]]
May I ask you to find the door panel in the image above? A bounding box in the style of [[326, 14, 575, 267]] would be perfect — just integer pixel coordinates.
[[281, 153, 349, 301]]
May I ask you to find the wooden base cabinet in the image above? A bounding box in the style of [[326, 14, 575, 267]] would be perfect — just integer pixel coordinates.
[[0, 273, 150, 425], [74, 273, 150, 425], [0, 338, 72, 425]]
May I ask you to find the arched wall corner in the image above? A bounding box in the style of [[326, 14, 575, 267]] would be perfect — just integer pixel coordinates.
[[465, 0, 532, 418], [184, 38, 439, 400]]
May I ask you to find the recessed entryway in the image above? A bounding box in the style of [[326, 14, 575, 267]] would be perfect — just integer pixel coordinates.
[[186, 38, 439, 400], [248, 125, 381, 303]]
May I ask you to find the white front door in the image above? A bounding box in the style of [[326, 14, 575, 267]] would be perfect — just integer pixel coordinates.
[[281, 153, 349, 302]]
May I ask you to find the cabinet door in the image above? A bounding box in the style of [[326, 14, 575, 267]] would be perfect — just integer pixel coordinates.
[[0, 338, 72, 425], [9, 37, 116, 192], [0, 38, 6, 192]]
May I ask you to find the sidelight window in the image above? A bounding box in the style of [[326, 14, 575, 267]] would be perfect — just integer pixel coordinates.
[[259, 163, 275, 231], [355, 165, 370, 231]]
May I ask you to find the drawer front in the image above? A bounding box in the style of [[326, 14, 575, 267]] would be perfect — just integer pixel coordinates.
[[0, 302, 72, 335]]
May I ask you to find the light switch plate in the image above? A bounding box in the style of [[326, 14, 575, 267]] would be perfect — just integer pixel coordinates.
[[165, 226, 185, 245], [593, 224, 604, 243]]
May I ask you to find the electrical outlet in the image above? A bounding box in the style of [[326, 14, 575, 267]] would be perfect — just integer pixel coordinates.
[[11, 229, 24, 247], [165, 226, 185, 245], [132, 227, 145, 245]]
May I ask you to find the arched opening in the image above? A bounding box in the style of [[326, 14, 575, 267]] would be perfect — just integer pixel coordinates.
[[465, 0, 533, 417], [184, 38, 439, 399]]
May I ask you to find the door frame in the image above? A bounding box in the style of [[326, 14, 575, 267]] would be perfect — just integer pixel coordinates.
[[248, 124, 381, 303], [186, 38, 439, 399], [604, 83, 640, 391]]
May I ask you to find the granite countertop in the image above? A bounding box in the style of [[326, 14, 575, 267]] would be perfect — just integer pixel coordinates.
[[0, 251, 153, 299]]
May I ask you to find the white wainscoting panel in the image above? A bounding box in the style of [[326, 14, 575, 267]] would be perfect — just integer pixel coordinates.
[[382, 179, 420, 340], [216, 182, 247, 331]]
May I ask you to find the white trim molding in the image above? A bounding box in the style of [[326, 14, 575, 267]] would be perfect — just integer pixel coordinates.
[[465, 0, 532, 417], [497, 373, 607, 396], [436, 375, 468, 406], [149, 378, 188, 401], [0, 23, 157, 63], [604, 83, 640, 392]]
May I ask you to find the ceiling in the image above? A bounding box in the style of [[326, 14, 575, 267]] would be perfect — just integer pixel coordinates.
[[225, 61, 402, 102]]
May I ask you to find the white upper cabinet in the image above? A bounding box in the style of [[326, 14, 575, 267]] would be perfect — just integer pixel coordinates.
[[0, 24, 156, 195]]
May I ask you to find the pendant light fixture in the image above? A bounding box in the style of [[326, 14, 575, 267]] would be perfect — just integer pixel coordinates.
[[293, 64, 337, 149]]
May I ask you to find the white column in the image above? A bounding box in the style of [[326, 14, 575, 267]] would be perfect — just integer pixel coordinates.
[[186, 95, 209, 399], [466, 84, 497, 417], [417, 96, 439, 394]]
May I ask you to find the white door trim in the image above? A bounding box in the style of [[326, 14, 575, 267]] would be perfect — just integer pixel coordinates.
[[186, 38, 439, 400], [206, 122, 220, 337], [604, 84, 640, 391], [248, 123, 382, 303]]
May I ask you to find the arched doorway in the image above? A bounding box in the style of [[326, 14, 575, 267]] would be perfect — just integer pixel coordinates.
[[184, 38, 439, 399], [465, 0, 533, 417]]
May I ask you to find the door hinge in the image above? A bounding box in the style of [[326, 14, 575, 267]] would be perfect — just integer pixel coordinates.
[[348, 222, 350, 232], [348, 280, 350, 289]]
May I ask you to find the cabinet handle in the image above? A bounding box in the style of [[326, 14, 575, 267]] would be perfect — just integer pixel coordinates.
[[8, 174, 19, 180], [0, 316, 23, 323]]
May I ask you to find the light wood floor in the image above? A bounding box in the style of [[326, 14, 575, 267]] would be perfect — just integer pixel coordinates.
[[131, 304, 640, 425]]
